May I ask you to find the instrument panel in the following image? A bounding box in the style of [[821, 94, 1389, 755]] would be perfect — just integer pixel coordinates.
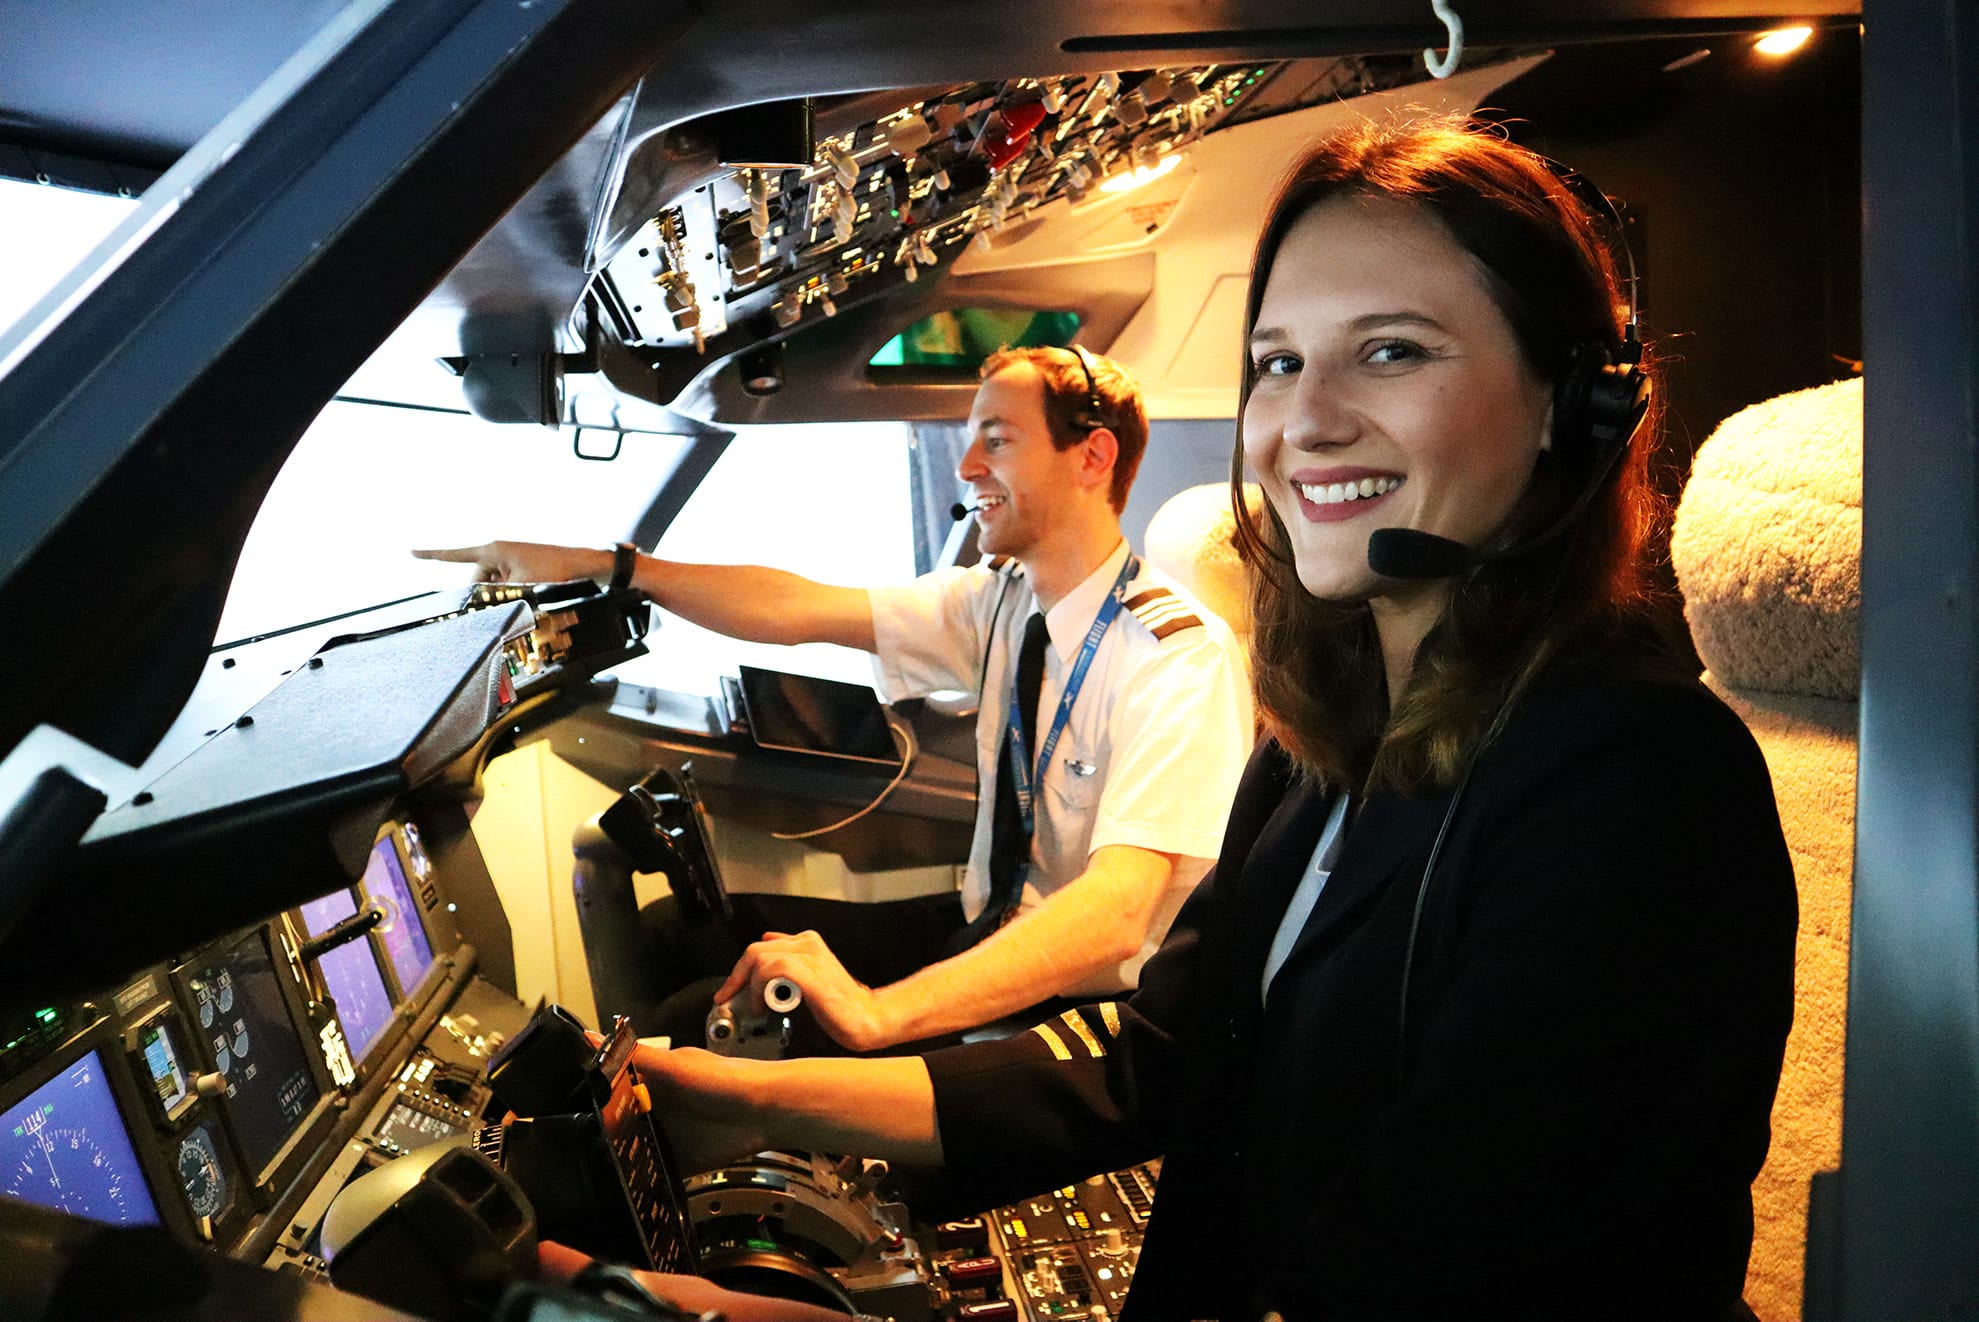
[[0, 815, 500, 1258], [0, 582, 1160, 1318]]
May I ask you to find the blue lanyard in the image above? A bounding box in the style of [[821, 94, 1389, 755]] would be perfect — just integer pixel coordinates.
[[1006, 553, 1139, 837]]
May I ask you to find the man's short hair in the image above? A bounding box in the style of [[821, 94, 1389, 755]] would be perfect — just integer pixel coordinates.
[[980, 346, 1149, 513]]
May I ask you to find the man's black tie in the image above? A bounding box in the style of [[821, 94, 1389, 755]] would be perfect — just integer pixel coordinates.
[[953, 611, 1050, 951]]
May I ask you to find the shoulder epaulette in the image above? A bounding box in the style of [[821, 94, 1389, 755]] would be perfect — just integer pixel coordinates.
[[1124, 585, 1203, 641]]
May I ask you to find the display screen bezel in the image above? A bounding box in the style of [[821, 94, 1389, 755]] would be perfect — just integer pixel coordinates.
[[359, 827, 442, 1006], [126, 1005, 197, 1127], [170, 925, 335, 1200], [295, 884, 400, 1069]]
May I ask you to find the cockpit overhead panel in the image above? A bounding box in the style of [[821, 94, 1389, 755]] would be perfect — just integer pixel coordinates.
[[601, 53, 1474, 403]]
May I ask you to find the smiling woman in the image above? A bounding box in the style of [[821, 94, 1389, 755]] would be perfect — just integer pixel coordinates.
[[1233, 118, 1664, 792], [1242, 194, 1555, 609], [624, 117, 1797, 1322]]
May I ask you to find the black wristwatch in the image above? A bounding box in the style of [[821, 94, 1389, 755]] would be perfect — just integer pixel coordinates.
[[608, 540, 639, 592]]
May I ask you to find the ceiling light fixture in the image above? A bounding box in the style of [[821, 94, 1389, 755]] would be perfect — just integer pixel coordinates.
[[1754, 25, 1813, 56], [1099, 153, 1182, 196]]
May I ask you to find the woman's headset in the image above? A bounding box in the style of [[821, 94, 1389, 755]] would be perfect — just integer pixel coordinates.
[[1547, 167, 1654, 469], [1395, 164, 1651, 1078]]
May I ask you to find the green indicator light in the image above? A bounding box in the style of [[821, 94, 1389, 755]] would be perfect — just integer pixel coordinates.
[[36, 1008, 56, 1024], [745, 1238, 780, 1253], [889, 209, 899, 218]]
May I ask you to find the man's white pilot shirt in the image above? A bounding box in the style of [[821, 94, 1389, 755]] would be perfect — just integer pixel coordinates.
[[868, 540, 1254, 992]]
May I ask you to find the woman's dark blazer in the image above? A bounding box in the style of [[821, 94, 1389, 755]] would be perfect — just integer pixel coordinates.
[[922, 648, 1798, 1321]]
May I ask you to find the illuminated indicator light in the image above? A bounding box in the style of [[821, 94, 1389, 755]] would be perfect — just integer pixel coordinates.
[[36, 1008, 56, 1023], [447, 903, 458, 912], [1754, 25, 1812, 55], [1099, 153, 1182, 195]]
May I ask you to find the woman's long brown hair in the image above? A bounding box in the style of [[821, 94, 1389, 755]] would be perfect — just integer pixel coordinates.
[[1232, 116, 1673, 793]]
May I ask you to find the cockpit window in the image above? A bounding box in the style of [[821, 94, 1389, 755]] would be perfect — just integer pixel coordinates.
[[218, 401, 692, 645], [608, 422, 917, 697], [869, 308, 1081, 371], [0, 179, 136, 343]]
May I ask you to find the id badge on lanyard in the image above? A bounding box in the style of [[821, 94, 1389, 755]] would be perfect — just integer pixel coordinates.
[[1005, 554, 1139, 841]]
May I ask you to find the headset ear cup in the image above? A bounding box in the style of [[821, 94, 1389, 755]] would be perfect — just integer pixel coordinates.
[[1585, 357, 1653, 457], [1554, 342, 1653, 465], [1552, 342, 1605, 460]]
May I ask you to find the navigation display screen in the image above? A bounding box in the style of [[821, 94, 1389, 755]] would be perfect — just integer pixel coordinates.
[[2, 1049, 159, 1225], [180, 931, 321, 1176], [360, 837, 434, 994], [298, 889, 395, 1062]]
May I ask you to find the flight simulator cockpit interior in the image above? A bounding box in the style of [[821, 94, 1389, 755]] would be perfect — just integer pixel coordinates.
[[0, 2, 1968, 1320]]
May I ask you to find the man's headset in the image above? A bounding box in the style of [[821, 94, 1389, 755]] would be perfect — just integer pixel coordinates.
[[1366, 165, 1654, 580], [1067, 343, 1110, 432]]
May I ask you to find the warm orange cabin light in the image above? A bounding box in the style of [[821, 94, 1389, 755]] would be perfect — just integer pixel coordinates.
[[1099, 153, 1183, 195], [1754, 25, 1814, 56]]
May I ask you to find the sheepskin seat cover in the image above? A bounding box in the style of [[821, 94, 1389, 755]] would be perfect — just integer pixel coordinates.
[[1672, 377, 1861, 1322], [1144, 482, 1258, 639]]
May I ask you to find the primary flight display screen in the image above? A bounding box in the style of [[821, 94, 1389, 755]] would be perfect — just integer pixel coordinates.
[[2, 1049, 160, 1225], [298, 889, 395, 1062], [180, 931, 321, 1175], [360, 837, 434, 994]]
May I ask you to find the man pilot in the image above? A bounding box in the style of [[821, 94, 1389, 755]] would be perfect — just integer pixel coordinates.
[[419, 346, 1253, 1051]]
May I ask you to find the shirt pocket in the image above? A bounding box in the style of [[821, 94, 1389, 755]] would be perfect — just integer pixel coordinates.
[[1043, 740, 1104, 816]]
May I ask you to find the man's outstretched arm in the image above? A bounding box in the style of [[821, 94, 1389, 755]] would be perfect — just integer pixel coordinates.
[[716, 843, 1179, 1050], [414, 540, 876, 651]]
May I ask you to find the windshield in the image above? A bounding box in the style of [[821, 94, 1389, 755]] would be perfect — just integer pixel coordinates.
[[216, 399, 694, 645], [220, 402, 919, 698], [611, 421, 918, 695], [0, 179, 137, 341]]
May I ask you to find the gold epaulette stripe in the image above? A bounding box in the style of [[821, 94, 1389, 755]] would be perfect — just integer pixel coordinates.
[[1029, 1022, 1074, 1061], [1134, 599, 1195, 628], [1125, 587, 1204, 641], [1059, 1009, 1106, 1059], [1098, 1001, 1123, 1037]]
